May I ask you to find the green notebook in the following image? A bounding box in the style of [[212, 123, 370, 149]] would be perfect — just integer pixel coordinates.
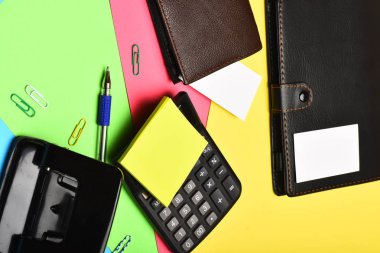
[[0, 1, 157, 252]]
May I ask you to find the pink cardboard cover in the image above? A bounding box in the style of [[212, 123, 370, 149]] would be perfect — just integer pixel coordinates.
[[110, 0, 211, 129]]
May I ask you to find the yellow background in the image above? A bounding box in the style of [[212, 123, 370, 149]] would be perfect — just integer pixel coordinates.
[[195, 1, 380, 252]]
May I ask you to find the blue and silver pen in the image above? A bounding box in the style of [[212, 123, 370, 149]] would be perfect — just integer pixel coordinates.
[[97, 66, 112, 162]]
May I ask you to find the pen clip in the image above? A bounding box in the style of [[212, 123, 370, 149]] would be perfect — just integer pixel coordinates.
[[10, 93, 36, 117], [68, 118, 87, 146], [132, 44, 140, 76]]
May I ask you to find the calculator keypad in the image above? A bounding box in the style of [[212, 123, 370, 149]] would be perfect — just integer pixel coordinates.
[[129, 94, 242, 253], [138, 140, 241, 253]]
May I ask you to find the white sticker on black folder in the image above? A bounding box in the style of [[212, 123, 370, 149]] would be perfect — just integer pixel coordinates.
[[294, 124, 360, 183]]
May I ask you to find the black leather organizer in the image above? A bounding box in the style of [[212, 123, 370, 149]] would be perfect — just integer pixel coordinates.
[[0, 137, 122, 253], [266, 0, 380, 196]]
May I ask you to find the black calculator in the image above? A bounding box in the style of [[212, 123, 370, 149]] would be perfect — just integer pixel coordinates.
[[121, 92, 242, 252]]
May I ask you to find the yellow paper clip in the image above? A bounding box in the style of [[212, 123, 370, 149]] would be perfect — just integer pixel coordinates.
[[132, 44, 140, 76], [10, 94, 36, 117], [25, 84, 49, 108], [68, 118, 87, 146]]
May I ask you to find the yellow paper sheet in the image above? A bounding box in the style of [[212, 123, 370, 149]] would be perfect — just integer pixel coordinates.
[[119, 97, 207, 206]]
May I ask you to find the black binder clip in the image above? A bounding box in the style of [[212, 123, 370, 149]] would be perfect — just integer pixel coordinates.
[[0, 137, 122, 253]]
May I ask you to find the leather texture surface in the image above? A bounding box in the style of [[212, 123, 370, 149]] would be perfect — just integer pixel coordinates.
[[150, 0, 262, 84], [267, 0, 380, 196]]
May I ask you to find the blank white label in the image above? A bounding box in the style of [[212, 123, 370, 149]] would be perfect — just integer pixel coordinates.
[[294, 124, 360, 183]]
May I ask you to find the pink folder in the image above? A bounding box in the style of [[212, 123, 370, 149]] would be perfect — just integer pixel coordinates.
[[110, 1, 211, 252], [110, 0, 211, 129]]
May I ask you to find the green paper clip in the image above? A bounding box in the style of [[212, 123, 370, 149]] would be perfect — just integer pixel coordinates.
[[10, 94, 36, 117], [132, 44, 140, 76]]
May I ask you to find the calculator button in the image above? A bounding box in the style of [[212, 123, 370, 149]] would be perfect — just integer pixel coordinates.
[[167, 217, 179, 231], [223, 176, 241, 200], [211, 189, 229, 212], [191, 191, 203, 205], [172, 193, 184, 207], [182, 238, 194, 252], [151, 199, 162, 210], [179, 204, 191, 218], [202, 145, 213, 157], [208, 154, 221, 169], [174, 228, 187, 242], [195, 159, 201, 167], [184, 180, 196, 194], [215, 165, 227, 179], [196, 167, 208, 181], [186, 214, 199, 228], [206, 212, 218, 226], [159, 208, 171, 221], [199, 201, 211, 216], [203, 178, 215, 192], [194, 225, 206, 239], [141, 192, 150, 200]]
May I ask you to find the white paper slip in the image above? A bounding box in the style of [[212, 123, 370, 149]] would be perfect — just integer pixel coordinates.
[[190, 62, 262, 121], [294, 124, 360, 183]]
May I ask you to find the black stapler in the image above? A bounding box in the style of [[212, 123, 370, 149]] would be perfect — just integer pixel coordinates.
[[0, 137, 122, 253]]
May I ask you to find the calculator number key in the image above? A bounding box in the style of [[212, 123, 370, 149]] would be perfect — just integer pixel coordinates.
[[182, 238, 194, 252], [186, 214, 199, 228], [167, 217, 179, 231], [179, 204, 191, 218], [211, 189, 229, 212], [184, 180, 196, 194], [191, 191, 203, 205], [174, 228, 187, 242], [172, 193, 184, 207], [194, 225, 206, 239], [159, 208, 171, 221], [199, 201, 211, 216]]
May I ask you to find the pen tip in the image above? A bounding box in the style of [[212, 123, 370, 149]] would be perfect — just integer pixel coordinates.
[[105, 66, 111, 86]]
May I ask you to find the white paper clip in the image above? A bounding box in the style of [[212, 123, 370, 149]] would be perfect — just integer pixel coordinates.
[[25, 84, 49, 109]]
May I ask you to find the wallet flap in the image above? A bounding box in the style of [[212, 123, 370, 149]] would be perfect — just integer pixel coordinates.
[[151, 0, 262, 84]]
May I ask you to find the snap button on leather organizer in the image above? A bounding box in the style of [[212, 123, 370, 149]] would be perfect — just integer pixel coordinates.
[[299, 91, 308, 103]]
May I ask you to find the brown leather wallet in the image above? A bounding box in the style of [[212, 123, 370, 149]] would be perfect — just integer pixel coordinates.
[[147, 0, 262, 84]]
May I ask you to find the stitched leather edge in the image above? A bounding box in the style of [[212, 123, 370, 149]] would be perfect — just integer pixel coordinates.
[[292, 177, 380, 196], [271, 84, 313, 112], [267, 0, 282, 194], [278, 0, 294, 194], [157, 0, 262, 84]]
